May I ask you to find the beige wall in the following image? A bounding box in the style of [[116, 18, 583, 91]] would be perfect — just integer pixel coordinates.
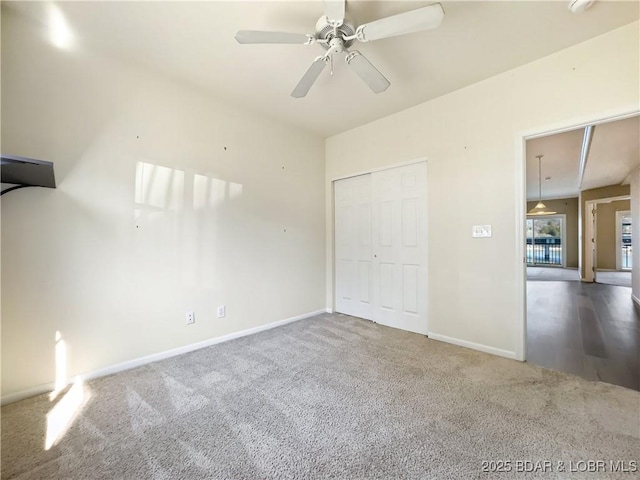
[[580, 184, 630, 277], [526, 198, 579, 268], [326, 22, 639, 359], [1, 8, 326, 398], [596, 200, 630, 270]]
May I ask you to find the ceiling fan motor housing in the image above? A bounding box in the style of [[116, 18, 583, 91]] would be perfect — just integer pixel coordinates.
[[315, 16, 356, 50], [235, 2, 445, 98]]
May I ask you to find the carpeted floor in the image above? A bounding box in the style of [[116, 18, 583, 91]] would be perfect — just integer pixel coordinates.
[[596, 271, 633, 288], [527, 267, 580, 282], [2, 313, 639, 479]]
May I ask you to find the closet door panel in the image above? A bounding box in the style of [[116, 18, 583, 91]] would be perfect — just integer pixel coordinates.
[[334, 174, 374, 320], [372, 163, 428, 334]]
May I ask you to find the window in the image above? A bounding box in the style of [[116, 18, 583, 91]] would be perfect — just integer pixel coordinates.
[[526, 216, 563, 266], [620, 213, 632, 270]]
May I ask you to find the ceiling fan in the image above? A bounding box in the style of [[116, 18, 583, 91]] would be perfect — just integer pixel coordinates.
[[235, 0, 445, 98]]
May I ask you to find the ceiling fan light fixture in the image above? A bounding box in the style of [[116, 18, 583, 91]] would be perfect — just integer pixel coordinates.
[[235, 0, 445, 98], [568, 0, 595, 14]]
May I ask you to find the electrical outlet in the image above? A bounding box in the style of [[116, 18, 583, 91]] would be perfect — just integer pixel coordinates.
[[217, 305, 225, 319], [185, 311, 195, 325]]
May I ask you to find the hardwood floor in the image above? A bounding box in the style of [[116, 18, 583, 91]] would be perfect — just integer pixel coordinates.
[[527, 280, 639, 391]]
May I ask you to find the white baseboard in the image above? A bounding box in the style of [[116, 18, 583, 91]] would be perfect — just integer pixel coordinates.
[[428, 332, 518, 360], [1, 309, 327, 406], [632, 294, 640, 307]]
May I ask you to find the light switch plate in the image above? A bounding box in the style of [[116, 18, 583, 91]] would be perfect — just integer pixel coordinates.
[[472, 225, 492, 238]]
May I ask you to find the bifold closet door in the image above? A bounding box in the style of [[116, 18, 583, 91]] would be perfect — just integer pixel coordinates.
[[371, 162, 427, 334], [334, 162, 427, 334], [334, 174, 374, 320]]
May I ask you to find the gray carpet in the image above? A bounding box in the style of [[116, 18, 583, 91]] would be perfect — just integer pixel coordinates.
[[2, 313, 639, 479], [527, 267, 580, 282], [596, 271, 633, 288]]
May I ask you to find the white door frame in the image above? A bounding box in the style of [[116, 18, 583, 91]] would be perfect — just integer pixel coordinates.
[[584, 201, 598, 282], [331, 157, 428, 183], [616, 210, 632, 270], [515, 109, 639, 362], [586, 196, 631, 280]]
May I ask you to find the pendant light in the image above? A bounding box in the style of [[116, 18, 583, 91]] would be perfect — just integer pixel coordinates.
[[528, 155, 556, 216]]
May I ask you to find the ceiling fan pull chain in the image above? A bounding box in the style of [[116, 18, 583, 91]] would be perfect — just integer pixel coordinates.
[[330, 54, 334, 76]]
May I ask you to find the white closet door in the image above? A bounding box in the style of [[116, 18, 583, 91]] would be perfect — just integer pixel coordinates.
[[372, 162, 428, 334], [334, 174, 374, 320]]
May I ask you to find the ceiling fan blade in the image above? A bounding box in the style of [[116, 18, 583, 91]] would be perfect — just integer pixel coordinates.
[[323, 0, 345, 24], [356, 3, 444, 42], [235, 30, 311, 44], [345, 51, 390, 93], [291, 58, 328, 98]]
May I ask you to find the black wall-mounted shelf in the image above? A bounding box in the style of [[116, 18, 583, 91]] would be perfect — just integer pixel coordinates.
[[1, 154, 56, 195]]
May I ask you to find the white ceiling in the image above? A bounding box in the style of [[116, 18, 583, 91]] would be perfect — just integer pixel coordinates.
[[5, 1, 639, 137], [526, 115, 640, 201], [585, 115, 640, 190]]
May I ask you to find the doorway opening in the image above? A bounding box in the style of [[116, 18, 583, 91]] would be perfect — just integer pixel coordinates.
[[585, 196, 632, 287], [520, 113, 639, 391]]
